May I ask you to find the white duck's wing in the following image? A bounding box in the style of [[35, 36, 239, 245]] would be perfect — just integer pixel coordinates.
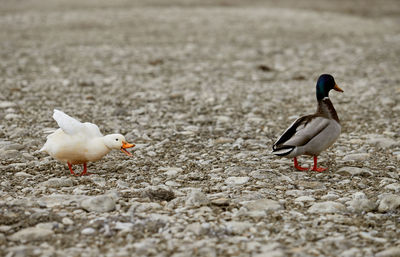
[[52, 110, 103, 138], [82, 122, 103, 137], [273, 115, 330, 149], [53, 109, 84, 135]]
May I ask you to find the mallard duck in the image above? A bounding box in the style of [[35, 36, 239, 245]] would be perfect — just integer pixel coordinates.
[[40, 109, 135, 176], [272, 74, 343, 172]]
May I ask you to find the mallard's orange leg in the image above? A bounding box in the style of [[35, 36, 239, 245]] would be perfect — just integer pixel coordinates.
[[311, 156, 327, 172], [294, 157, 309, 171], [67, 162, 76, 175]]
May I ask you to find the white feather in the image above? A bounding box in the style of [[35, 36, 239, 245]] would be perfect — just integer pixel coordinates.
[[52, 109, 102, 138]]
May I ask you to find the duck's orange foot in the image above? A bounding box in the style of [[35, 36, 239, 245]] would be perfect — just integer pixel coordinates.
[[67, 162, 76, 175], [294, 157, 309, 171], [311, 167, 327, 172], [311, 156, 327, 172], [78, 163, 92, 176]]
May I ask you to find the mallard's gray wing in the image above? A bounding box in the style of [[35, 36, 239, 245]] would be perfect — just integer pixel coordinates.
[[272, 115, 330, 153], [283, 117, 330, 147]]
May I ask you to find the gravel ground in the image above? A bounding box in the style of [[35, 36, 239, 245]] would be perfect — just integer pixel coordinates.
[[1, 1, 400, 256]]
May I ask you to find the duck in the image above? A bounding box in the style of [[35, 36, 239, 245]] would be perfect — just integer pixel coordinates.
[[40, 109, 135, 176], [272, 74, 343, 172]]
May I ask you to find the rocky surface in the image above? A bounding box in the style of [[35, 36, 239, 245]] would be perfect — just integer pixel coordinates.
[[0, 0, 399, 256]]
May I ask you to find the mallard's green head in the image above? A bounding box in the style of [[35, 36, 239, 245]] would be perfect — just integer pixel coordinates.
[[316, 74, 343, 100]]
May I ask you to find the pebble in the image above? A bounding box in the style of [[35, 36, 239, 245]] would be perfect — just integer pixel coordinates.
[[62, 217, 74, 225], [81, 228, 96, 235], [115, 222, 134, 231], [159, 167, 183, 178], [242, 199, 283, 216], [366, 136, 398, 149], [90, 177, 106, 187], [337, 166, 373, 176], [346, 192, 376, 212], [81, 195, 116, 212], [0, 233, 5, 245], [185, 190, 210, 207], [384, 183, 400, 192], [321, 193, 339, 201], [225, 221, 252, 234], [15, 171, 33, 177], [41, 178, 74, 188], [378, 194, 400, 212], [184, 223, 204, 236], [9, 227, 54, 242], [225, 176, 250, 185], [342, 153, 370, 161], [376, 247, 400, 257], [294, 196, 315, 202], [308, 201, 346, 214]]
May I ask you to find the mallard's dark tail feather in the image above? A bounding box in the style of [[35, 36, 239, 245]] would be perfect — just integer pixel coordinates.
[[272, 146, 294, 156]]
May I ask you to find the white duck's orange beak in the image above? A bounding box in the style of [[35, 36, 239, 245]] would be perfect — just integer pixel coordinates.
[[121, 141, 135, 156]]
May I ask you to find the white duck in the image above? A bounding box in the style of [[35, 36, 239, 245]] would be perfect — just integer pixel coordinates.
[[40, 109, 135, 176]]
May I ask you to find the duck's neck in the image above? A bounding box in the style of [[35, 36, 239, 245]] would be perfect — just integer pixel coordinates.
[[317, 97, 340, 123]]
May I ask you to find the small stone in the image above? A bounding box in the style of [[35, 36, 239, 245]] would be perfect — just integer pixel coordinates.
[[321, 193, 339, 201], [249, 169, 271, 180], [158, 167, 183, 178], [378, 194, 400, 212], [342, 153, 370, 161], [255, 243, 284, 257], [81, 228, 96, 235], [347, 192, 376, 212], [165, 180, 181, 187], [130, 202, 162, 213], [243, 199, 282, 212], [308, 201, 346, 214], [216, 116, 231, 123], [9, 227, 54, 242], [337, 167, 372, 176], [184, 223, 204, 236], [115, 222, 134, 231], [62, 217, 74, 225], [90, 177, 106, 187], [296, 181, 324, 189], [15, 171, 33, 177], [376, 247, 400, 257], [294, 196, 315, 202], [0, 101, 16, 108], [41, 178, 74, 188], [81, 195, 116, 212], [385, 183, 400, 192], [0, 225, 12, 233], [0, 233, 6, 245], [214, 137, 234, 144], [116, 180, 129, 189], [225, 176, 250, 185], [225, 221, 252, 234], [185, 190, 210, 207], [367, 136, 398, 149], [211, 197, 230, 206], [144, 187, 175, 201]]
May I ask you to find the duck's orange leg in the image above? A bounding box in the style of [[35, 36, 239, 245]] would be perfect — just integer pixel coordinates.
[[294, 157, 309, 171], [79, 163, 92, 176], [67, 162, 76, 175], [311, 156, 327, 172]]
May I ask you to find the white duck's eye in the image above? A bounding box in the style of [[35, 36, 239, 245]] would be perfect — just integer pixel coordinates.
[[115, 139, 119, 141]]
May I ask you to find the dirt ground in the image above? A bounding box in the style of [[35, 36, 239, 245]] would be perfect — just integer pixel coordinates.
[[0, 0, 399, 256]]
